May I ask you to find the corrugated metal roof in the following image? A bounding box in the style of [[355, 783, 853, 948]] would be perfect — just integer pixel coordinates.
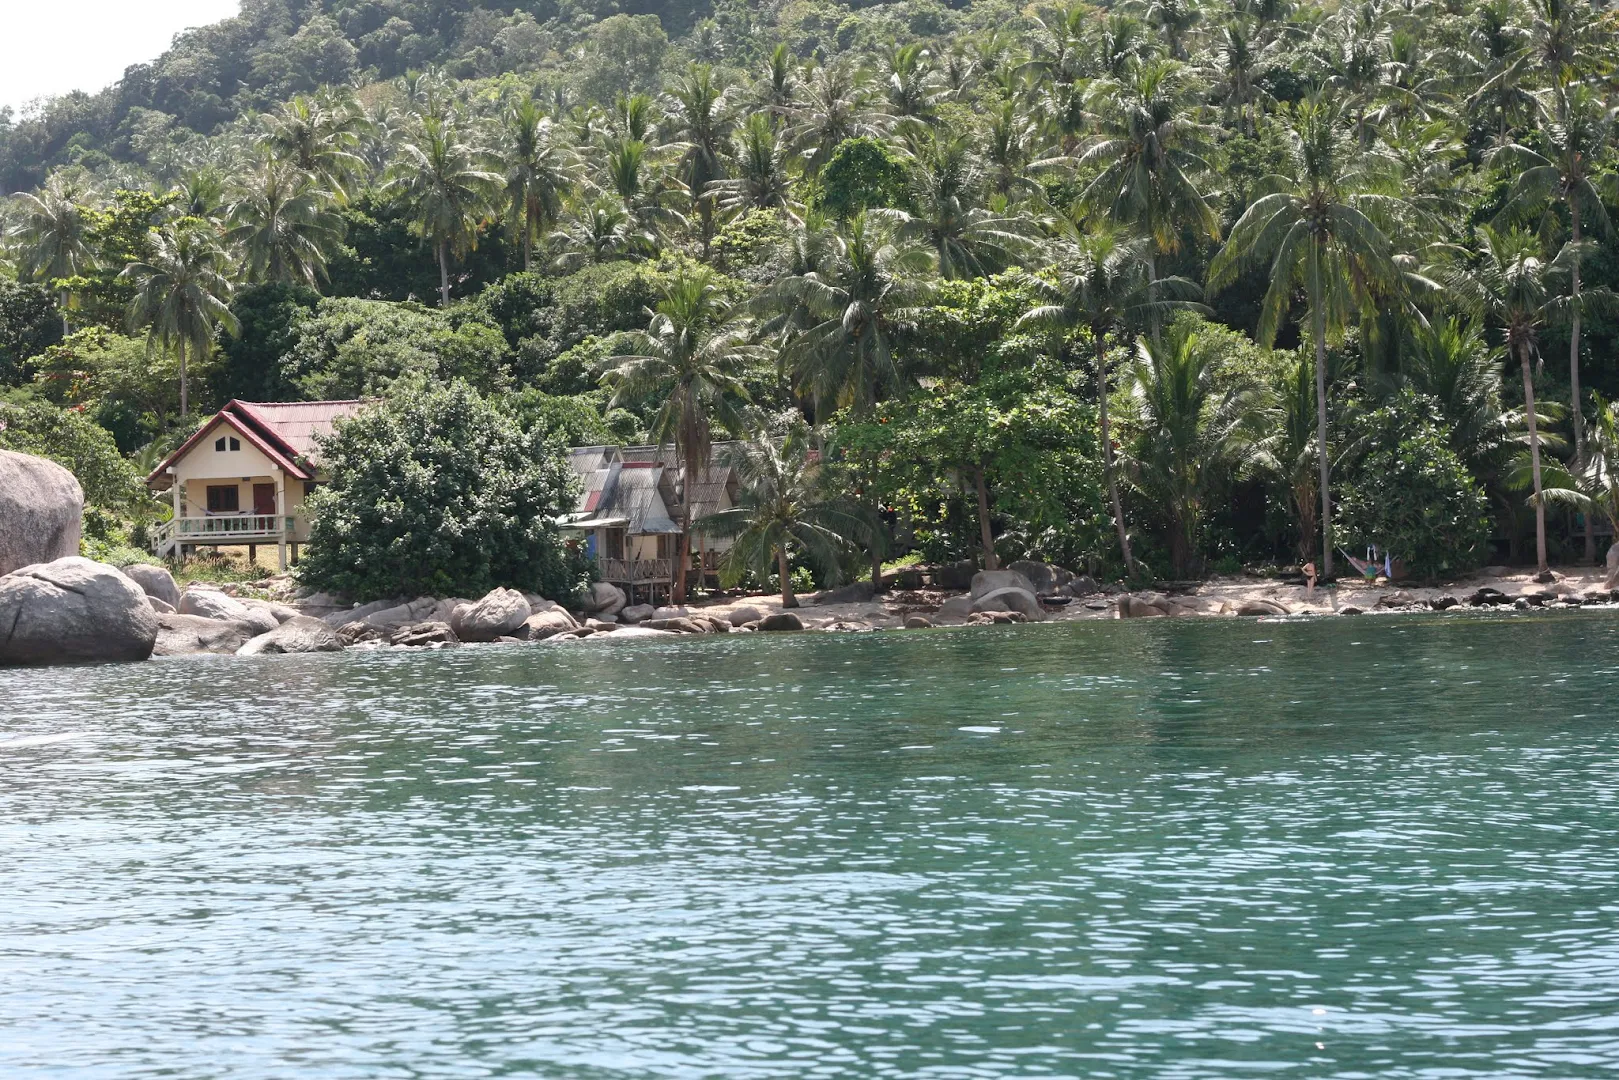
[[683, 464, 734, 526], [607, 466, 680, 534], [561, 442, 740, 536]]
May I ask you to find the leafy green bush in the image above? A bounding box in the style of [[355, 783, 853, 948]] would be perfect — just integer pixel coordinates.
[[1336, 390, 1492, 580], [815, 137, 911, 220], [281, 297, 510, 399], [298, 379, 579, 601]]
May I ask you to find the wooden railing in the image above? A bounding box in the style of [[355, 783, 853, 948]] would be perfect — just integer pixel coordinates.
[[153, 515, 294, 548], [599, 557, 672, 583]]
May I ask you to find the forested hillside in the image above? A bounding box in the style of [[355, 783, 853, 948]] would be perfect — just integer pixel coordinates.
[[4, 0, 1619, 587]]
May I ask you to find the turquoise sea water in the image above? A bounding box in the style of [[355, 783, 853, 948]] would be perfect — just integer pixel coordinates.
[[3, 613, 1619, 1077]]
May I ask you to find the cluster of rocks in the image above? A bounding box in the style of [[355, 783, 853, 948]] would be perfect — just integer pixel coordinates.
[[289, 580, 816, 653], [1343, 583, 1619, 615], [928, 559, 1104, 601], [0, 556, 343, 665]]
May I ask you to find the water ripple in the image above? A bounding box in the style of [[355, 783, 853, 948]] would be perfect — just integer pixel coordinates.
[[2, 614, 1619, 1076]]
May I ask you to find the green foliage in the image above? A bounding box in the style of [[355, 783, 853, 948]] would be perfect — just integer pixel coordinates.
[[74, 189, 171, 330], [475, 259, 745, 387], [502, 388, 616, 446], [0, 399, 144, 514], [0, 282, 62, 385], [576, 15, 671, 105], [1336, 390, 1492, 580], [212, 283, 321, 404], [709, 209, 791, 281], [281, 297, 510, 399], [9, 0, 1619, 581], [299, 379, 578, 601], [816, 137, 910, 220], [26, 328, 182, 449], [838, 352, 1110, 571]]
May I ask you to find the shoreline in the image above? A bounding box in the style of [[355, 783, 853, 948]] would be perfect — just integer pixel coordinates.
[[234, 563, 1619, 654], [681, 565, 1619, 633]]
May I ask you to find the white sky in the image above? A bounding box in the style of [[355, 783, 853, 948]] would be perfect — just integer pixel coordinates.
[[1, 0, 242, 116]]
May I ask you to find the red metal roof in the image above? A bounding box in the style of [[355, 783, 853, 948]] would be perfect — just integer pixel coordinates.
[[146, 399, 366, 485], [232, 400, 366, 460]]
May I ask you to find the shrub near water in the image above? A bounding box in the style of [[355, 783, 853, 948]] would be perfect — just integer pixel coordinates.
[[299, 380, 578, 602], [1336, 390, 1492, 581]]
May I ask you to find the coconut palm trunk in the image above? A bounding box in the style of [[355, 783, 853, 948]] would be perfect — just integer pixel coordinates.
[[522, 204, 534, 272], [1145, 250, 1160, 344], [1520, 340, 1549, 574], [1570, 199, 1593, 562], [974, 463, 999, 571], [777, 545, 796, 607], [675, 496, 692, 605], [437, 240, 452, 308], [1096, 336, 1135, 576], [178, 338, 189, 421], [1309, 249, 1334, 578]]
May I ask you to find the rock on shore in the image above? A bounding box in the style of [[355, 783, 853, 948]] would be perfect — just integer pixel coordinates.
[[119, 564, 181, 608], [0, 450, 83, 576], [237, 616, 343, 655], [0, 557, 158, 665], [154, 613, 262, 656]]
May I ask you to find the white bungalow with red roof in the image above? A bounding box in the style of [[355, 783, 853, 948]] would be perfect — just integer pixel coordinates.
[[146, 399, 366, 568]]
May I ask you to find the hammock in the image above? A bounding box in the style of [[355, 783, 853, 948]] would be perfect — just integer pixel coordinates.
[[1340, 548, 1403, 580]]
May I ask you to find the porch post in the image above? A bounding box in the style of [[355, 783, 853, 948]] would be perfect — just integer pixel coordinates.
[[275, 468, 288, 571], [169, 469, 182, 563]]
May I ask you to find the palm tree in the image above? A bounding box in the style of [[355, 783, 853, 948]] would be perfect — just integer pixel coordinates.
[[263, 91, 369, 201], [707, 113, 796, 219], [1252, 353, 1323, 563], [1578, 395, 1619, 581], [227, 158, 345, 287], [981, 99, 1053, 200], [1080, 59, 1221, 335], [1465, 0, 1535, 146], [1125, 319, 1262, 577], [1440, 227, 1576, 576], [787, 60, 887, 174], [604, 269, 759, 603], [384, 116, 502, 307], [1206, 18, 1279, 134], [120, 222, 240, 422], [756, 43, 802, 123], [501, 97, 577, 271], [1309, 5, 1389, 146], [601, 136, 689, 241], [759, 213, 933, 417], [551, 197, 652, 271], [612, 93, 661, 142], [876, 131, 1038, 279], [1399, 317, 1513, 475], [1493, 84, 1619, 559], [700, 427, 875, 608], [1207, 95, 1403, 577], [1140, 0, 1202, 60], [711, 430, 865, 608], [11, 176, 95, 333], [1017, 225, 1206, 575], [666, 63, 736, 245], [882, 44, 943, 123], [175, 167, 230, 225]]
